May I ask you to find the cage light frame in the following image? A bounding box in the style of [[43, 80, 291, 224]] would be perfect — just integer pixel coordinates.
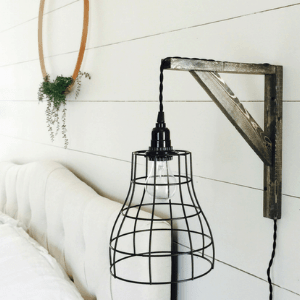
[[109, 150, 215, 285]]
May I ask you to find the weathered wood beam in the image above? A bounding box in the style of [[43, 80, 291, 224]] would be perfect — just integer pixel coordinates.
[[165, 58, 277, 75], [263, 67, 283, 219], [163, 57, 283, 219], [190, 70, 273, 166]]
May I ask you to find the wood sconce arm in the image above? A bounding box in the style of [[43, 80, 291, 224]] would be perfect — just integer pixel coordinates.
[[164, 58, 283, 219]]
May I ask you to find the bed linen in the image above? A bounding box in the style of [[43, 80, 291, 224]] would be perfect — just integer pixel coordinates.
[[0, 212, 83, 300]]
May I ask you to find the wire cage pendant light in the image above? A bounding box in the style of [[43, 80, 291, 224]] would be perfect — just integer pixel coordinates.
[[109, 58, 215, 284]]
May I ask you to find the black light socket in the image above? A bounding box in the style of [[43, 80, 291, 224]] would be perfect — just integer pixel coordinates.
[[146, 111, 174, 161]]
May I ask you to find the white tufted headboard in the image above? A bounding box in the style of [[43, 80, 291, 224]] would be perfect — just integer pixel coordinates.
[[0, 161, 171, 300]]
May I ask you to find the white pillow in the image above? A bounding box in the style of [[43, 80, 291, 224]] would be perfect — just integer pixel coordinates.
[[0, 216, 84, 300], [0, 211, 26, 229]]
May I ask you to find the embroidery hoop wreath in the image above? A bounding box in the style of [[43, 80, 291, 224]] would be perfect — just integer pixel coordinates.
[[38, 0, 90, 148]]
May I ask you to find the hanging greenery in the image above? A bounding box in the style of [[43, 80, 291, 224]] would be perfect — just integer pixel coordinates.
[[38, 0, 90, 148], [38, 71, 91, 148]]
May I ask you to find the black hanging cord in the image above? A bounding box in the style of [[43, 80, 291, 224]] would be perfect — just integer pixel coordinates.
[[159, 59, 165, 113], [267, 219, 277, 300], [159, 56, 215, 114]]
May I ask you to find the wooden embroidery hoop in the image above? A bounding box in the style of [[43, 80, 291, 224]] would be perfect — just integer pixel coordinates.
[[38, 0, 89, 91]]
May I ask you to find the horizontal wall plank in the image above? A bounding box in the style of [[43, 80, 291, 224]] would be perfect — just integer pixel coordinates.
[[90, 0, 300, 50], [68, 0, 300, 60], [0, 101, 264, 190], [0, 101, 298, 199], [2, 0, 298, 46], [0, 49, 265, 103], [2, 5, 300, 101]]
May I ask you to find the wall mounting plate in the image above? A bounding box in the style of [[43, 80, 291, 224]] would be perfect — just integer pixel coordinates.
[[164, 58, 283, 219]]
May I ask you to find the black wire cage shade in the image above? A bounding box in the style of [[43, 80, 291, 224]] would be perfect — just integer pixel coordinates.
[[109, 57, 215, 285], [109, 149, 215, 284]]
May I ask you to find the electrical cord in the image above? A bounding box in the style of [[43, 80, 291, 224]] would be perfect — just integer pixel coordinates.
[[267, 219, 277, 300], [159, 56, 215, 113], [110, 274, 114, 300]]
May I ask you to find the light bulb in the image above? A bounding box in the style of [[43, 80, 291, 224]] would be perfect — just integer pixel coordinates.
[[146, 161, 177, 200]]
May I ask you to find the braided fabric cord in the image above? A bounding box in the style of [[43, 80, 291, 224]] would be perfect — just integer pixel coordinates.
[[159, 56, 214, 112], [267, 219, 277, 300]]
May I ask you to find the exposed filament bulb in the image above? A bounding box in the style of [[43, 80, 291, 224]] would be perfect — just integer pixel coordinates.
[[145, 161, 177, 200]]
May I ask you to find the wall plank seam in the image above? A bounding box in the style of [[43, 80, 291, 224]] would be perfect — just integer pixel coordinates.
[[214, 257, 300, 297], [0, 0, 80, 35]]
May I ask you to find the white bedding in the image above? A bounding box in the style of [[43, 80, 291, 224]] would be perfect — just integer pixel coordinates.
[[0, 212, 84, 300]]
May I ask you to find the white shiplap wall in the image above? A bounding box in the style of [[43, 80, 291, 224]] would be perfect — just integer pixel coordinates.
[[0, 1, 299, 299]]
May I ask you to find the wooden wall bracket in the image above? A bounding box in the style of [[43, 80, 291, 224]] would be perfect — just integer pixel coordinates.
[[164, 58, 283, 219]]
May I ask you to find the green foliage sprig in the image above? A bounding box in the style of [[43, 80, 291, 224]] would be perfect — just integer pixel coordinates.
[[38, 71, 91, 148]]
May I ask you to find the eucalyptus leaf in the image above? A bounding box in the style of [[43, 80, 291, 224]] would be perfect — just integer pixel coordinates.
[[38, 71, 91, 148]]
